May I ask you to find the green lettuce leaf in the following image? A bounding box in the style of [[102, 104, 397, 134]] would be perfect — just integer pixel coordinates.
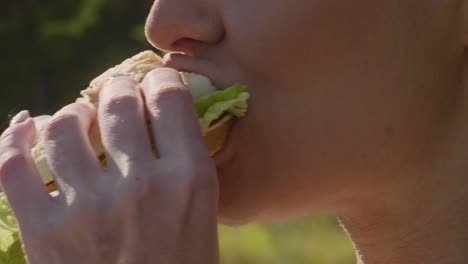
[[194, 84, 249, 131], [194, 84, 247, 117], [0, 193, 24, 264], [198, 92, 249, 131]]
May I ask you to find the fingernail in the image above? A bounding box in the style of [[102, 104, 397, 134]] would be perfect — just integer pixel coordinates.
[[162, 53, 175, 65], [111, 72, 128, 78], [104, 72, 129, 88], [10, 110, 30, 126]]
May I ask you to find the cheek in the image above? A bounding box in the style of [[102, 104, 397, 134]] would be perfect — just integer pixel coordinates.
[[221, 0, 383, 78], [217, 0, 461, 221]]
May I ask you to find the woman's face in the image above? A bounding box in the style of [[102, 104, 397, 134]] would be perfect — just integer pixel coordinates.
[[146, 1, 463, 224]]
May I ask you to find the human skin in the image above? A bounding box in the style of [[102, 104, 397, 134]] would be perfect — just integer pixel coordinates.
[[2, 1, 468, 264], [147, 0, 468, 263], [0, 71, 220, 263]]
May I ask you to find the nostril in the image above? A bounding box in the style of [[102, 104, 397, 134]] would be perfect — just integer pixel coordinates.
[[145, 0, 225, 54]]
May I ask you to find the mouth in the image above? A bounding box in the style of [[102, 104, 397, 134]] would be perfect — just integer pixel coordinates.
[[162, 51, 243, 168], [163, 52, 233, 89]]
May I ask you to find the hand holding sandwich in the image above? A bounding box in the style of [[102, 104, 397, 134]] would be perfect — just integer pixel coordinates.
[[0, 68, 220, 263]]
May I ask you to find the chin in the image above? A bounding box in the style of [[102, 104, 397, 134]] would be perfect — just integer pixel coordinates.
[[214, 99, 276, 225], [217, 199, 267, 227], [217, 214, 252, 227], [216, 162, 260, 226], [216, 163, 283, 227]]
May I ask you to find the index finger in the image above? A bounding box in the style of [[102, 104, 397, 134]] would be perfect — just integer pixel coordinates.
[[141, 67, 208, 158]]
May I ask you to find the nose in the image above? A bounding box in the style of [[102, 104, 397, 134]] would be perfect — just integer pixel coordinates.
[[145, 0, 225, 53]]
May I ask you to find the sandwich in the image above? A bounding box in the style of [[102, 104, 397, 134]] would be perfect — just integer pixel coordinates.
[[33, 50, 249, 192], [0, 50, 249, 263]]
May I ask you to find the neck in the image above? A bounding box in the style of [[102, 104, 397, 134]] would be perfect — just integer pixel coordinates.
[[342, 191, 468, 264], [340, 95, 468, 264]]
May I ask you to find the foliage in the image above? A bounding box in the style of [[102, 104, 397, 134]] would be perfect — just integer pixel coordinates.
[[0, 1, 356, 263], [0, 1, 153, 129], [220, 215, 355, 264]]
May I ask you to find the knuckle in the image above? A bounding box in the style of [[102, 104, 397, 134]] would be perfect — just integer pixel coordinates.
[[191, 165, 217, 190], [183, 156, 217, 186], [0, 128, 31, 178], [66, 197, 109, 225], [33, 115, 53, 133], [45, 113, 81, 140], [0, 152, 27, 176], [160, 157, 217, 189], [180, 165, 218, 200], [122, 173, 155, 200], [0, 127, 18, 148], [44, 103, 95, 141], [62, 102, 91, 113], [0, 126, 16, 143], [120, 185, 152, 206], [101, 94, 140, 116], [147, 84, 191, 108], [77, 191, 106, 209], [56, 103, 94, 120], [0, 122, 30, 148], [31, 217, 62, 244]]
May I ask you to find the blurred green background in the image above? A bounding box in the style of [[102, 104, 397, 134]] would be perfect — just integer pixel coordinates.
[[1, 1, 355, 263]]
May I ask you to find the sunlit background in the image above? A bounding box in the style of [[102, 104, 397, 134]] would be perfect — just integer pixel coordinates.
[[1, 2, 355, 263]]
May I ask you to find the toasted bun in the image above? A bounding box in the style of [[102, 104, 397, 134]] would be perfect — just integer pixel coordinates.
[[32, 51, 234, 192]]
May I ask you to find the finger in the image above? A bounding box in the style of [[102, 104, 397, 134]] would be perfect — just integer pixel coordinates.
[[163, 53, 231, 89], [33, 115, 52, 133], [98, 76, 155, 174], [141, 67, 208, 158], [44, 102, 101, 190], [163, 53, 220, 86], [163, 53, 215, 74], [0, 114, 51, 192], [183, 188, 219, 261], [33, 115, 52, 146], [0, 116, 52, 220]]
